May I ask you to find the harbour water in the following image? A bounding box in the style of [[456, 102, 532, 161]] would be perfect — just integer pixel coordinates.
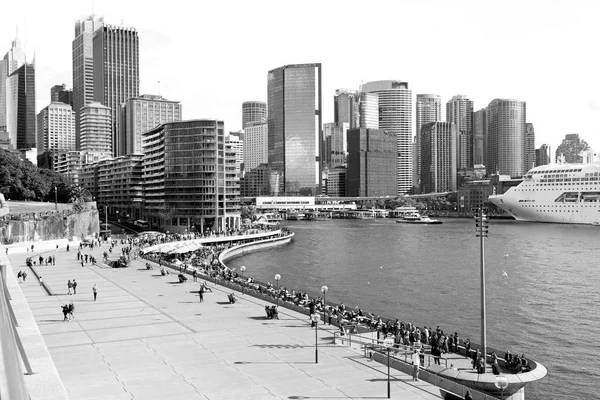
[[226, 218, 600, 400]]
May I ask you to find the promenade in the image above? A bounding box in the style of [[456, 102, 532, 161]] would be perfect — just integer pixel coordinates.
[[8, 241, 444, 400]]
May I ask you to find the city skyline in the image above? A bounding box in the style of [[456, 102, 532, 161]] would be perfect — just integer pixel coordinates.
[[2, 0, 600, 156]]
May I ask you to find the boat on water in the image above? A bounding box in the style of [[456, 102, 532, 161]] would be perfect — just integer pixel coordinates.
[[389, 206, 418, 218], [287, 210, 306, 221], [487, 163, 600, 225], [395, 212, 442, 224]]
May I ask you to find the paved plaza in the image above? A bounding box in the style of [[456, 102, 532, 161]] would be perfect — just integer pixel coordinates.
[[9, 242, 444, 400]]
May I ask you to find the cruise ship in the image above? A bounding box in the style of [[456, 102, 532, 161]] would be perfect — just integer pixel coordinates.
[[488, 163, 600, 225]]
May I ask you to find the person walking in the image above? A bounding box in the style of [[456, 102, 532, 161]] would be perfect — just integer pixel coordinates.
[[39, 276, 43, 286], [22, 271, 27, 282], [73, 279, 78, 294], [412, 348, 420, 381], [68, 302, 75, 320], [67, 280, 73, 295], [92, 284, 98, 301], [199, 285, 204, 302]]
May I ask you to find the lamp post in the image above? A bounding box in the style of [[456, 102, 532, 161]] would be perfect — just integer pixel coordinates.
[[274, 274, 281, 307], [476, 207, 489, 373], [383, 335, 394, 398], [54, 186, 58, 211], [321, 285, 328, 323], [494, 375, 509, 400], [116, 210, 119, 223], [240, 266, 246, 295], [312, 313, 320, 363]]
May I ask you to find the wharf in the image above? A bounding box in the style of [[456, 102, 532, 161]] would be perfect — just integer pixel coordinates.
[[6, 241, 444, 400]]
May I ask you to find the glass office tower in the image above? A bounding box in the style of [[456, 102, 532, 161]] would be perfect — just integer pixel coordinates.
[[267, 63, 322, 195]]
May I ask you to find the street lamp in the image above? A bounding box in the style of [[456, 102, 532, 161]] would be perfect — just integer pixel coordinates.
[[494, 375, 509, 400], [321, 285, 328, 323], [274, 274, 281, 307], [312, 313, 320, 363], [475, 207, 489, 373], [240, 266, 246, 295], [54, 186, 58, 211], [383, 335, 395, 398], [116, 210, 120, 223]]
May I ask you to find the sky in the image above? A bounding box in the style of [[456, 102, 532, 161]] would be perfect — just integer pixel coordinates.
[[2, 0, 600, 156]]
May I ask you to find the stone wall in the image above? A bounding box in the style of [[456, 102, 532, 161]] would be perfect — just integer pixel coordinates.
[[0, 203, 100, 244]]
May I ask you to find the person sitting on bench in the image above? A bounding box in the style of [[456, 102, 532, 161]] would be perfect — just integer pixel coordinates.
[[178, 273, 188, 283]]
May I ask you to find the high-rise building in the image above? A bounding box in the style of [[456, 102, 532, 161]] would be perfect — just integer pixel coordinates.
[[121, 94, 182, 155], [50, 84, 73, 106], [243, 121, 268, 172], [360, 81, 412, 194], [420, 122, 457, 194], [73, 15, 103, 149], [446, 95, 473, 169], [485, 99, 526, 177], [267, 63, 322, 195], [334, 89, 359, 129], [226, 133, 243, 178], [141, 120, 240, 233], [323, 122, 346, 169], [415, 94, 442, 189], [242, 101, 267, 129], [325, 167, 346, 197], [1, 39, 26, 132], [473, 108, 486, 167], [36, 102, 76, 154], [6, 62, 35, 150], [535, 144, 551, 166], [555, 133, 591, 164], [346, 128, 397, 197], [93, 23, 139, 156], [358, 92, 378, 129], [80, 102, 112, 161], [525, 123, 536, 170]]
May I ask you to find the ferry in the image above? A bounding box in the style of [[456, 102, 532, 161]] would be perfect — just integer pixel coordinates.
[[255, 213, 283, 223], [389, 206, 418, 218], [487, 163, 600, 225], [395, 212, 442, 225]]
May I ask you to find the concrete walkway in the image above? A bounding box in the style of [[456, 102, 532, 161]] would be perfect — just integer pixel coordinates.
[[11, 242, 443, 400]]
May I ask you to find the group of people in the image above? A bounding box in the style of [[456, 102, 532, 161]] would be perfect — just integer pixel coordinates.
[[265, 305, 279, 319], [504, 350, 530, 372], [67, 279, 78, 295], [61, 302, 75, 321], [16, 270, 28, 283]]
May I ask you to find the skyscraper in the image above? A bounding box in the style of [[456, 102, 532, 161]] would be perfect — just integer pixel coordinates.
[[360, 81, 412, 194], [121, 94, 182, 155], [334, 89, 359, 129], [473, 108, 486, 166], [420, 122, 457, 194], [323, 122, 346, 169], [6, 62, 35, 150], [73, 15, 103, 149], [555, 133, 591, 164], [243, 121, 268, 172], [0, 39, 26, 132], [358, 92, 378, 129], [415, 94, 442, 189], [80, 102, 112, 161], [93, 23, 139, 156], [36, 102, 76, 154], [486, 99, 526, 177], [50, 84, 73, 106], [535, 144, 551, 166], [446, 95, 474, 169], [525, 123, 535, 170], [242, 101, 267, 128], [267, 63, 322, 195]]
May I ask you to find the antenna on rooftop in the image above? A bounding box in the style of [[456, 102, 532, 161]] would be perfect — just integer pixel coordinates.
[[158, 81, 161, 96]]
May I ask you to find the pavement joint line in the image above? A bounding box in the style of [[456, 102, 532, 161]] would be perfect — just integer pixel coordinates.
[[84, 261, 198, 334], [38, 319, 178, 336], [47, 331, 193, 348], [91, 343, 134, 400]]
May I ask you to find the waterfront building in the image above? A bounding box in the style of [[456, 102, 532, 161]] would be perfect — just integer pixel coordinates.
[[358, 92, 378, 129], [334, 89, 359, 129], [142, 120, 241, 233], [485, 99, 527, 177], [457, 179, 493, 213], [525, 123, 535, 170], [555, 133, 591, 164], [242, 101, 267, 128], [243, 121, 268, 172], [473, 108, 486, 167], [50, 84, 73, 106], [36, 102, 76, 155], [535, 144, 551, 166], [323, 122, 346, 169], [447, 95, 473, 169], [80, 102, 112, 161], [267, 63, 322, 195], [81, 154, 144, 220], [416, 94, 442, 188], [0, 38, 26, 132], [346, 127, 397, 197], [73, 15, 103, 148], [6, 62, 35, 151], [360, 80, 412, 194], [420, 122, 457, 194], [325, 167, 346, 197], [225, 133, 243, 177], [121, 94, 182, 155], [93, 23, 139, 156]]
